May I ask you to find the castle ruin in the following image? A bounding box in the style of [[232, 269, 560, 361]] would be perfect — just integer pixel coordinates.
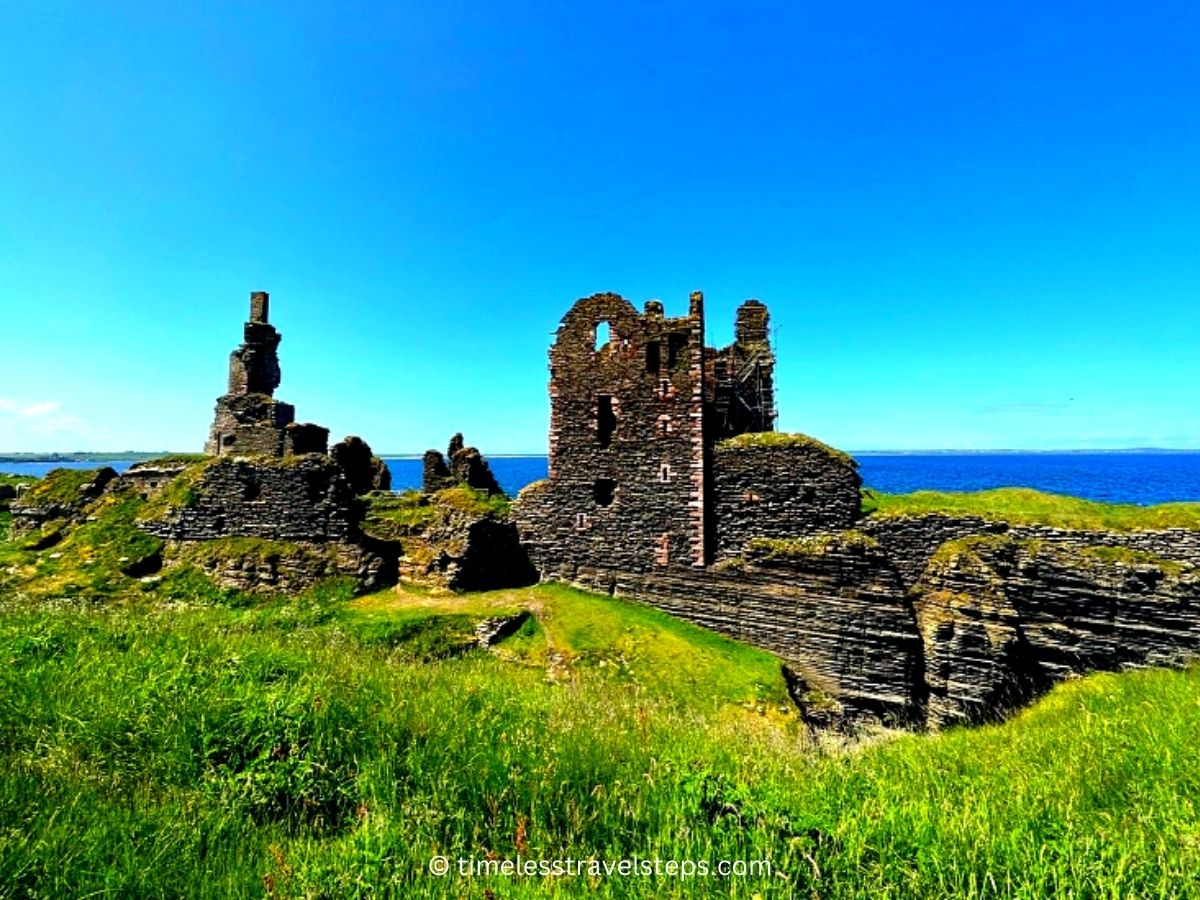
[[515, 291, 1200, 727], [515, 291, 860, 578]]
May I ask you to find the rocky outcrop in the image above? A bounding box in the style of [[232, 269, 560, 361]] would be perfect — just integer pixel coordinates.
[[364, 487, 536, 592], [9, 467, 120, 535], [862, 513, 1200, 588], [422, 433, 504, 496], [169, 536, 394, 596], [330, 436, 392, 495], [912, 535, 1200, 726]]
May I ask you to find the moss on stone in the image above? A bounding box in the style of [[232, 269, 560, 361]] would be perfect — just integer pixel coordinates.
[[433, 484, 511, 519], [179, 536, 319, 567], [363, 491, 439, 540], [516, 479, 550, 501], [747, 530, 879, 559], [926, 534, 1026, 570], [137, 459, 218, 521], [718, 431, 856, 466], [19, 468, 103, 507], [0, 492, 164, 600], [143, 453, 210, 465], [1078, 546, 1188, 578]]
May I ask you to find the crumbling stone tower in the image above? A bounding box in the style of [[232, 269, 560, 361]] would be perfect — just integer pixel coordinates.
[[707, 299, 776, 438], [205, 292, 330, 457], [516, 292, 783, 576]]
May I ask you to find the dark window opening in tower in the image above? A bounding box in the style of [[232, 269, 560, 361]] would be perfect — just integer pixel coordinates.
[[646, 341, 661, 373], [593, 479, 616, 506], [597, 395, 616, 448], [667, 333, 688, 370]]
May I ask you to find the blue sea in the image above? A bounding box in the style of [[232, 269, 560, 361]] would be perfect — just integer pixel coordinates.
[[4, 453, 1200, 506]]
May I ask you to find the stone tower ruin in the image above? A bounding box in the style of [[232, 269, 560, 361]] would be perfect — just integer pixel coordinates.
[[515, 291, 860, 581], [205, 292, 330, 457]]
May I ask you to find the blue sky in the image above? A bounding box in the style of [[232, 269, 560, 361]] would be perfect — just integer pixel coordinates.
[[1, 1, 1197, 453]]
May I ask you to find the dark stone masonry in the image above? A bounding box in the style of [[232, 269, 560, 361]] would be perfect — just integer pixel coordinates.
[[142, 293, 399, 594], [515, 290, 1200, 728], [205, 292, 330, 458]]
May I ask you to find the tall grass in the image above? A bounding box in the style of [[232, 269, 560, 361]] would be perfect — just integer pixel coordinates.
[[863, 486, 1200, 531], [2, 589, 1198, 898]]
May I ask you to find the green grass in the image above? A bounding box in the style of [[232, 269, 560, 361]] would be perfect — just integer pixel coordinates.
[[141, 452, 211, 465], [433, 483, 512, 517], [1, 588, 1198, 898], [0, 491, 165, 600], [363, 490, 440, 539], [17, 466, 106, 507], [4, 470, 1200, 895], [348, 583, 789, 710], [364, 487, 512, 544], [863, 486, 1200, 532], [718, 431, 856, 466]]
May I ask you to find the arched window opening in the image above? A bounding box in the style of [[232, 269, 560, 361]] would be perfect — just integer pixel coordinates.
[[595, 321, 612, 350]]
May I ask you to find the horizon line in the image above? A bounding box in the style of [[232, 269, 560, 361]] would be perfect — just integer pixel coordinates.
[[4, 446, 1200, 460]]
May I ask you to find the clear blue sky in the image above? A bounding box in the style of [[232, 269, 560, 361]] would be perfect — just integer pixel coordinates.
[[2, 1, 1197, 454]]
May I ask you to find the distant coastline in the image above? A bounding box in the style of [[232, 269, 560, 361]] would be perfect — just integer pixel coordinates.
[[4, 447, 1200, 463]]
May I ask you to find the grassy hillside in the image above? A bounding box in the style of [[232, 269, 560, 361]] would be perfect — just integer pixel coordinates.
[[863, 486, 1200, 531], [2, 582, 1199, 898], [3, 471, 1199, 896]]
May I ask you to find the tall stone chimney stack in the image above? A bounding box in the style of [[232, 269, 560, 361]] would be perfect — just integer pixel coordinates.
[[249, 291, 270, 325]]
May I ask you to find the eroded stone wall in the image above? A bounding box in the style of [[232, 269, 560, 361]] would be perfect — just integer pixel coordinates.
[[713, 440, 862, 558], [140, 454, 397, 592], [519, 292, 709, 576]]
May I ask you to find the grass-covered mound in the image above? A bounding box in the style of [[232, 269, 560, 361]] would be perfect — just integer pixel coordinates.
[[1, 577, 1199, 896], [719, 431, 856, 466], [863, 486, 1200, 531]]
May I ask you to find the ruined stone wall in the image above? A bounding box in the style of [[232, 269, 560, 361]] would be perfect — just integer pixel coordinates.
[[139, 454, 396, 592], [520, 292, 708, 577], [713, 440, 862, 558], [142, 456, 361, 543]]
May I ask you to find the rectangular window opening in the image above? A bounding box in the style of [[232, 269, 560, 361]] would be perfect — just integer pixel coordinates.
[[593, 478, 616, 507], [667, 334, 688, 370], [646, 341, 661, 374], [597, 395, 616, 448]]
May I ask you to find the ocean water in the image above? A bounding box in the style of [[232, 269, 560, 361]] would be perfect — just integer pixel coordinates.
[[4, 452, 1200, 506], [383, 453, 1200, 505]]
